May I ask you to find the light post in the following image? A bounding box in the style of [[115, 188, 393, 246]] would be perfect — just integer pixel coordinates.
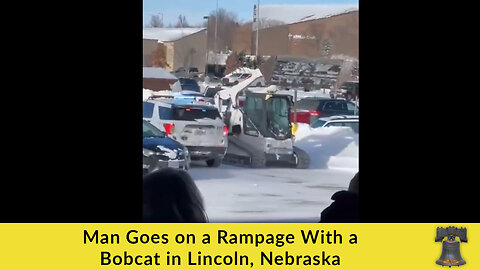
[[214, 0, 218, 74], [203, 16, 209, 74], [256, 0, 260, 57]]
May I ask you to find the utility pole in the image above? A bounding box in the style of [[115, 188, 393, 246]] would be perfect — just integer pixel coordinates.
[[214, 0, 218, 73], [203, 16, 209, 74], [294, 88, 297, 124], [214, 0, 218, 56], [256, 0, 260, 57]]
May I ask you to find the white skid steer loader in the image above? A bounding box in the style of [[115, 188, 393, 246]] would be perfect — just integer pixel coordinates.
[[214, 69, 309, 168]]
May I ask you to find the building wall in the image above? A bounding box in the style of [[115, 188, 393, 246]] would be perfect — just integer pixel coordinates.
[[256, 25, 290, 56], [143, 39, 158, 67], [232, 11, 358, 59], [288, 11, 359, 58], [231, 23, 253, 54], [164, 42, 175, 71], [171, 29, 207, 72]]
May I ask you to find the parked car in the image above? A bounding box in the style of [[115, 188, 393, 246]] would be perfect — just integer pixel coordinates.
[[143, 99, 228, 167], [143, 120, 190, 175], [171, 67, 200, 78], [310, 115, 359, 133], [339, 81, 359, 99], [294, 97, 358, 124], [170, 77, 201, 93], [222, 73, 252, 86]]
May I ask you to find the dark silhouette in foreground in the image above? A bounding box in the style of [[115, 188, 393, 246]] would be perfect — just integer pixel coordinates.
[[143, 168, 208, 222], [320, 172, 359, 222]]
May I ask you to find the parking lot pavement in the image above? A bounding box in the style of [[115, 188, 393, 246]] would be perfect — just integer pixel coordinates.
[[189, 161, 355, 222]]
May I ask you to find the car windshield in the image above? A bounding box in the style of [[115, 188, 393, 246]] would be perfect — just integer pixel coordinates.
[[173, 107, 220, 121], [266, 97, 291, 139], [238, 73, 251, 79], [178, 78, 200, 92], [347, 102, 359, 113], [325, 121, 359, 133], [297, 99, 321, 111], [143, 121, 166, 137], [311, 119, 327, 128], [323, 101, 349, 111]]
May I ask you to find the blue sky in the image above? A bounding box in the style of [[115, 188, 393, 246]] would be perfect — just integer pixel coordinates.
[[143, 0, 358, 27]]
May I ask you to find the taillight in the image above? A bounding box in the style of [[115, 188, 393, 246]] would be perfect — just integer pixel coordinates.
[[309, 110, 321, 116], [309, 111, 321, 124], [163, 123, 175, 134], [223, 126, 229, 136]]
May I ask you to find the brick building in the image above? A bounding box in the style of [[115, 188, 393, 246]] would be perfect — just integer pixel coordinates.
[[231, 11, 358, 59], [143, 28, 207, 71]]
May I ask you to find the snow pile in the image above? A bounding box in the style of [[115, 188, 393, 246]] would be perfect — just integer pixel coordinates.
[[143, 88, 172, 101], [294, 124, 358, 172]]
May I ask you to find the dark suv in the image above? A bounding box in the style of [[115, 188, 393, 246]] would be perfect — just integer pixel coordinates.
[[295, 98, 358, 124], [178, 78, 201, 92]]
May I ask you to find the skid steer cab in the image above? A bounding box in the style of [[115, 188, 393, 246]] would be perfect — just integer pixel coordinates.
[[224, 87, 309, 168]]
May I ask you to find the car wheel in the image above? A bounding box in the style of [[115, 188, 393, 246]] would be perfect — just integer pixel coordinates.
[[293, 146, 310, 169], [206, 158, 222, 167]]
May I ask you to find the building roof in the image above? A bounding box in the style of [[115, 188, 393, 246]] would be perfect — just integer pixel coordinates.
[[143, 28, 206, 43], [143, 67, 177, 80], [260, 4, 358, 25]]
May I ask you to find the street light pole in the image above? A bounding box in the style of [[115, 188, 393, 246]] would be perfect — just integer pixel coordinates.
[[214, 0, 218, 74], [203, 16, 209, 75], [214, 0, 218, 61], [256, 0, 260, 57]]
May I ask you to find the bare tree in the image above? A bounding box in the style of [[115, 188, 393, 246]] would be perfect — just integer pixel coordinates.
[[149, 15, 163, 28], [225, 51, 242, 75], [206, 8, 239, 53], [151, 46, 169, 68], [321, 39, 333, 56], [174, 14, 190, 28]]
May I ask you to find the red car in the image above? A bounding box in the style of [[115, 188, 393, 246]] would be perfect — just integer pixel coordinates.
[[291, 98, 358, 124]]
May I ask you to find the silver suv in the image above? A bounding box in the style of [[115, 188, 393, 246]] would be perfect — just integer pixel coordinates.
[[310, 115, 359, 134], [143, 99, 228, 167]]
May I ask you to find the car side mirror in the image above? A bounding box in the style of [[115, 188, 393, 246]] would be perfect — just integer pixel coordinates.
[[231, 125, 241, 135]]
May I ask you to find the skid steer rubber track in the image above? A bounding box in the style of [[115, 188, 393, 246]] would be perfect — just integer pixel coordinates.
[[223, 136, 266, 168], [293, 146, 310, 169]]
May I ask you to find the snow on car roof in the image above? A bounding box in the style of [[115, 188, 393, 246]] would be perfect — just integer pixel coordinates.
[[260, 4, 358, 26], [319, 115, 359, 121], [143, 67, 177, 80], [143, 28, 206, 43]]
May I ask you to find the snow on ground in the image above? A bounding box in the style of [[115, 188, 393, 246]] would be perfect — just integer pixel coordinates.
[[294, 124, 358, 172], [189, 124, 358, 222], [190, 164, 354, 222]]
